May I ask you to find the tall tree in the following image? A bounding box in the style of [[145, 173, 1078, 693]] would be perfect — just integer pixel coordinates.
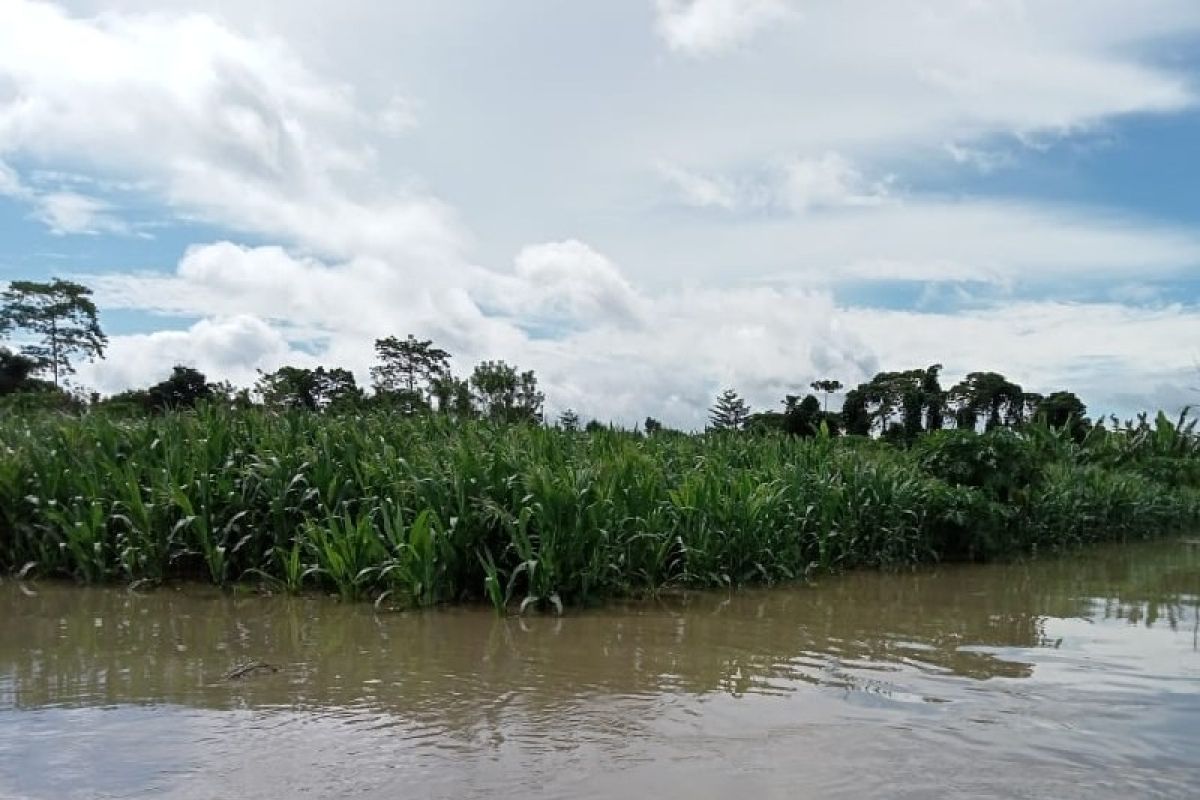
[[949, 372, 1025, 430], [840, 366, 944, 440], [709, 388, 750, 431], [371, 335, 451, 409], [470, 360, 543, 423], [841, 387, 871, 436], [809, 379, 844, 412], [0, 279, 107, 387]]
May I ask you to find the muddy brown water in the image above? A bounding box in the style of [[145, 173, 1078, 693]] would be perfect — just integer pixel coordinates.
[[1, 540, 1198, 799]]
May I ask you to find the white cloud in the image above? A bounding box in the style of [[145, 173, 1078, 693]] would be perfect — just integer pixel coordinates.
[[653, 0, 792, 56], [944, 142, 1016, 174], [656, 161, 740, 210], [31, 190, 129, 235], [0, 0, 460, 264], [778, 153, 892, 213], [3, 1, 1199, 426], [479, 240, 649, 329], [0, 159, 23, 196], [79, 314, 301, 395], [658, 152, 890, 214]]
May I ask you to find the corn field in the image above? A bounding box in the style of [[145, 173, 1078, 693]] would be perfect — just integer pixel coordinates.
[[1, 408, 1196, 611]]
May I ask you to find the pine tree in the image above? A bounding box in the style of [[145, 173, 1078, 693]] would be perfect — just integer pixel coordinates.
[[708, 388, 750, 431]]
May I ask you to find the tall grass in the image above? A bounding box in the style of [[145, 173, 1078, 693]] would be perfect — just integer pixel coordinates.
[[1, 407, 1196, 611]]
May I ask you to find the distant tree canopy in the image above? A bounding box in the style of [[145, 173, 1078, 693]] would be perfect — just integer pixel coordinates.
[[105, 365, 216, 413], [0, 277, 1138, 442], [1035, 390, 1090, 440], [470, 360, 544, 423], [0, 348, 38, 395], [256, 366, 362, 412], [948, 371, 1026, 431], [558, 408, 581, 431], [371, 335, 450, 413], [810, 379, 844, 412]]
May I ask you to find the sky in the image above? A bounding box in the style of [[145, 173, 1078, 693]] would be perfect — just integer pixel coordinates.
[[0, 0, 1198, 427]]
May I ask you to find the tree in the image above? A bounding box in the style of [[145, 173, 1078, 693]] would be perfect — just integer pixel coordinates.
[[949, 372, 1025, 430], [371, 335, 451, 409], [842, 365, 944, 440], [0, 279, 107, 387], [256, 366, 362, 412], [644, 416, 663, 435], [559, 408, 581, 431], [810, 379, 844, 412], [841, 387, 871, 436], [0, 348, 37, 395], [782, 394, 822, 437], [747, 409, 785, 433], [470, 360, 543, 423], [1035, 391, 1089, 440], [708, 388, 750, 431], [429, 372, 474, 417], [145, 366, 213, 410]]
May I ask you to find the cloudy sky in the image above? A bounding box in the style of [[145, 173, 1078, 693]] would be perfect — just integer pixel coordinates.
[[1, 0, 1198, 426]]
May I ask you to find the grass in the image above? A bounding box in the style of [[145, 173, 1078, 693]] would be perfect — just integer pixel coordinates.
[[0, 407, 1196, 612]]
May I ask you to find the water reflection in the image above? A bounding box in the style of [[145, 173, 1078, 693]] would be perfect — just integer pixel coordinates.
[[0, 540, 1197, 800]]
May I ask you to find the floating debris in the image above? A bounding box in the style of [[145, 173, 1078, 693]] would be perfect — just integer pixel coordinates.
[[222, 660, 279, 681]]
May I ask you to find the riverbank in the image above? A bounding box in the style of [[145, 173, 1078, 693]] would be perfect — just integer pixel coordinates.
[[1, 408, 1197, 611]]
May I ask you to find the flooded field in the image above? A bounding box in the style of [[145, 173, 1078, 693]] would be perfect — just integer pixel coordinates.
[[1, 540, 1197, 799]]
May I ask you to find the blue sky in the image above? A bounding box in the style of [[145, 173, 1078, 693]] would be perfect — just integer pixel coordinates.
[[1, 0, 1198, 426]]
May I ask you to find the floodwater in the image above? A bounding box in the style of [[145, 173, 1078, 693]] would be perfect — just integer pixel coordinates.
[[1, 542, 1197, 799]]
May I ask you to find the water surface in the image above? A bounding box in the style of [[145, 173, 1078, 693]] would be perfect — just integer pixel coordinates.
[[2, 541, 1198, 799]]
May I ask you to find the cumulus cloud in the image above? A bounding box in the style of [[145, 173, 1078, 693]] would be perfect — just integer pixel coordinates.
[[3, 1, 1199, 426], [476, 240, 649, 330], [79, 315, 300, 395], [0, 0, 460, 263], [653, 0, 792, 56]]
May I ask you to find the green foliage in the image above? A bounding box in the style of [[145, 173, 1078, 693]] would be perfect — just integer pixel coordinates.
[[949, 371, 1026, 430], [0, 348, 37, 394], [0, 408, 1195, 610], [470, 360, 544, 423], [371, 335, 451, 411], [0, 278, 107, 387], [255, 365, 362, 412]]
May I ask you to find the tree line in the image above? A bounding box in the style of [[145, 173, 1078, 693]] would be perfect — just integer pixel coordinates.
[[0, 277, 1095, 438], [709, 365, 1091, 442]]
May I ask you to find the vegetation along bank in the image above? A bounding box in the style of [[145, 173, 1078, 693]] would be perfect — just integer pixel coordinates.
[[1, 278, 1197, 611]]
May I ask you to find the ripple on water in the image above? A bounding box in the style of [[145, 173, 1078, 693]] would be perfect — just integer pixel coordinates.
[[0, 540, 1197, 799]]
